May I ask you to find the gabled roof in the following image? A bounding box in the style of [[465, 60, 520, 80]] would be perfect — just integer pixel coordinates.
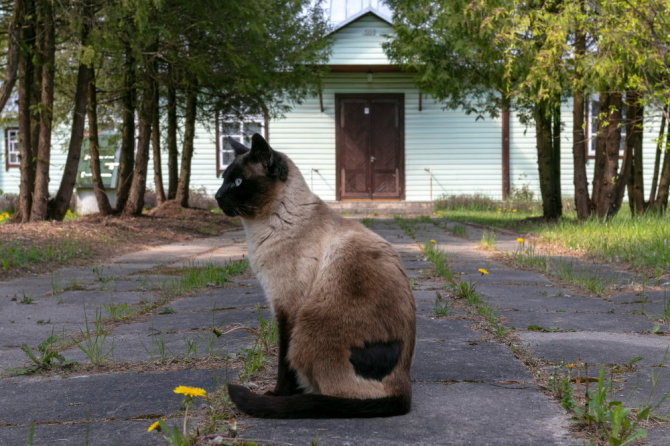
[[327, 8, 392, 36]]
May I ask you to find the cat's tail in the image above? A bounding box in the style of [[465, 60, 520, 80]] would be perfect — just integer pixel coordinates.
[[227, 384, 410, 418]]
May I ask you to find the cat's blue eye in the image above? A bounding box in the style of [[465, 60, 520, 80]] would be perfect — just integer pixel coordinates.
[[235, 178, 243, 187]]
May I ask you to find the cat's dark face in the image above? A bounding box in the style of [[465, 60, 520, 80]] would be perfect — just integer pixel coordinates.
[[215, 134, 288, 218]]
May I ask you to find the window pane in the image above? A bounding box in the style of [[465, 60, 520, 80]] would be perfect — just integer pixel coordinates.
[[244, 122, 262, 136], [222, 121, 239, 136], [222, 150, 235, 166], [6, 129, 19, 166]]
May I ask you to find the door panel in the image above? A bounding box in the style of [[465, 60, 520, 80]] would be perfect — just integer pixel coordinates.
[[370, 99, 400, 198], [336, 94, 404, 200], [340, 100, 370, 198]]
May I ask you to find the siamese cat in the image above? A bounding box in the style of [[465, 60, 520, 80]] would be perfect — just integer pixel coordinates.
[[215, 133, 415, 418]]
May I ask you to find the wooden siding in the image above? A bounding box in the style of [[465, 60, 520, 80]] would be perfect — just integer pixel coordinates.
[[268, 72, 504, 201], [327, 14, 393, 66]]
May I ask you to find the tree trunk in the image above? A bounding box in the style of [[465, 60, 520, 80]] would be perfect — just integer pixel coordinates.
[[114, 41, 136, 213], [572, 90, 591, 220], [534, 99, 562, 221], [648, 106, 667, 209], [625, 91, 644, 215], [17, 0, 36, 223], [653, 125, 670, 212], [572, 14, 590, 221], [48, 3, 94, 221], [0, 0, 21, 114], [152, 83, 166, 204], [123, 47, 157, 216], [166, 64, 178, 200], [30, 0, 55, 221], [592, 92, 623, 219], [176, 89, 197, 208], [87, 66, 112, 215]]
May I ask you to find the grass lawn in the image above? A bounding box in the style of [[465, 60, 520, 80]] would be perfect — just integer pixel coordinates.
[[435, 202, 670, 276]]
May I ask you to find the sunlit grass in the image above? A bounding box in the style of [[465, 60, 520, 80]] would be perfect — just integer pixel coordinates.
[[535, 214, 670, 275], [0, 240, 92, 271], [434, 208, 540, 229], [436, 203, 670, 276]]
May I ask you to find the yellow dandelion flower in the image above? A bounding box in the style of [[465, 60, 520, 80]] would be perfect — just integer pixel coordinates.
[[567, 363, 575, 369], [517, 238, 524, 243], [147, 420, 161, 432], [430, 239, 437, 244], [478, 268, 489, 275], [173, 385, 207, 398], [511, 209, 517, 213]]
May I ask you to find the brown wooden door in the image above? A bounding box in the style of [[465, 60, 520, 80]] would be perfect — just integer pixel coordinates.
[[336, 94, 404, 200]]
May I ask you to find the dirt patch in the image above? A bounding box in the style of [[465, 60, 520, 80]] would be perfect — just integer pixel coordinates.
[[0, 201, 240, 281]]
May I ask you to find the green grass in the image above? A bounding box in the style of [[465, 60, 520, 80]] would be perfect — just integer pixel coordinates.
[[439, 200, 670, 274], [0, 240, 92, 272], [422, 241, 507, 336], [534, 213, 670, 275], [422, 241, 455, 282], [394, 216, 417, 238], [479, 230, 497, 250], [434, 208, 539, 229], [163, 260, 249, 296]]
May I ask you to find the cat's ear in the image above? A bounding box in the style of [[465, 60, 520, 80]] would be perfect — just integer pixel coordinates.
[[250, 133, 288, 181], [228, 137, 249, 156], [250, 133, 272, 165]]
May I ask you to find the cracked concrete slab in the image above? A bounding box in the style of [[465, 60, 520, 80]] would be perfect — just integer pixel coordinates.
[[0, 368, 232, 425], [412, 339, 533, 383], [518, 331, 670, 367], [501, 309, 659, 333], [236, 382, 576, 446]]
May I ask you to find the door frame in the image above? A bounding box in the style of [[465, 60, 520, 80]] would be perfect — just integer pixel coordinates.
[[335, 93, 405, 201]]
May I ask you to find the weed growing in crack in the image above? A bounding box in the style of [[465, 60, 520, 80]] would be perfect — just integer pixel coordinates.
[[548, 362, 665, 446], [422, 241, 507, 337], [163, 260, 248, 297], [237, 309, 278, 382], [510, 241, 549, 272], [103, 302, 130, 320], [9, 331, 76, 375], [76, 308, 114, 364], [433, 291, 452, 316], [554, 262, 609, 296], [451, 223, 467, 237], [150, 335, 172, 361], [18, 293, 34, 304], [479, 230, 496, 250], [394, 216, 417, 238], [422, 241, 455, 282]]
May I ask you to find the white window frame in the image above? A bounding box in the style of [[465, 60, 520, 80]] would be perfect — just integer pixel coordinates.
[[5, 128, 19, 169], [217, 116, 265, 174]]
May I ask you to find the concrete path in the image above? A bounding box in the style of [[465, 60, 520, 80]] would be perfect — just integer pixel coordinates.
[[0, 218, 668, 445]]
